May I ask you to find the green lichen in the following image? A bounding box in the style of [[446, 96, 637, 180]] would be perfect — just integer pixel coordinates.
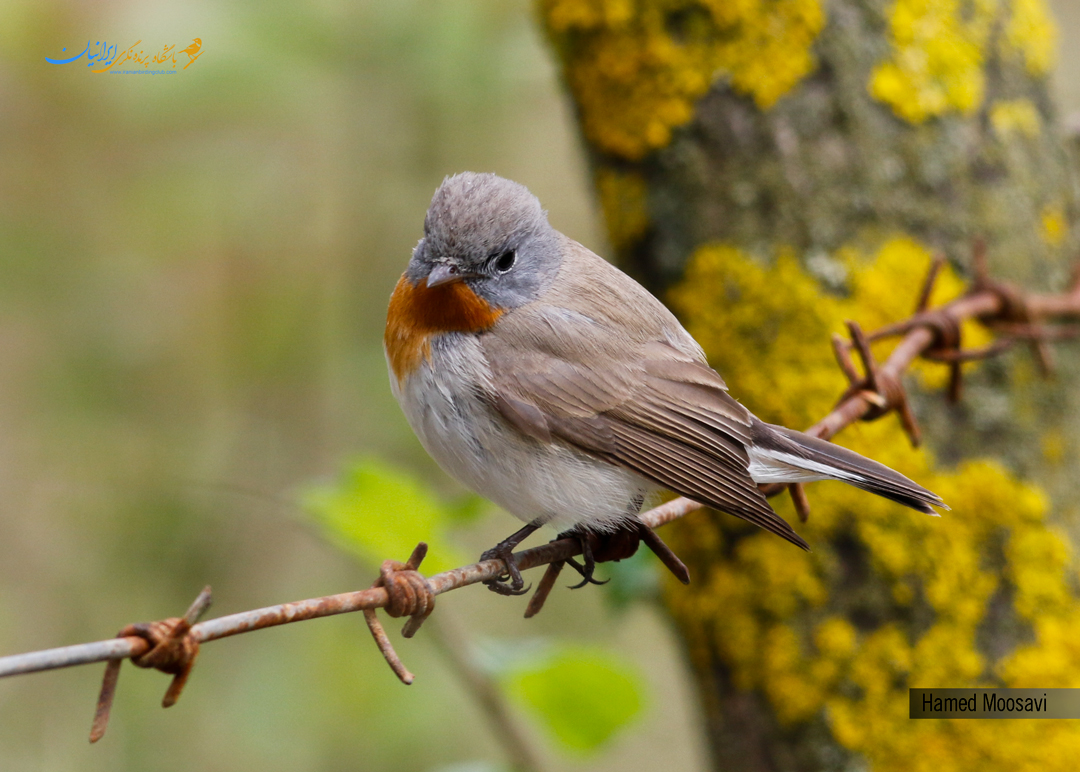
[[666, 241, 1080, 769], [870, 0, 1057, 123], [540, 0, 824, 159]]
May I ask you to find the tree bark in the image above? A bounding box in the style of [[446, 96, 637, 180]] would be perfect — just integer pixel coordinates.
[[541, 1, 1080, 769]]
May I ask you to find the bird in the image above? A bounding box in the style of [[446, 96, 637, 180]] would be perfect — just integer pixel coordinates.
[[384, 172, 945, 595], [180, 38, 201, 69]]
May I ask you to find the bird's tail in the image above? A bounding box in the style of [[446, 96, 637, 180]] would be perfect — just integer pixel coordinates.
[[746, 421, 947, 515]]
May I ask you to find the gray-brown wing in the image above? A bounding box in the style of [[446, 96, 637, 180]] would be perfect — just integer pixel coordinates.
[[481, 319, 809, 550]]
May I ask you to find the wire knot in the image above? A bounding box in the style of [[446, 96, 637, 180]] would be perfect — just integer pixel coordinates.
[[125, 618, 201, 677], [870, 369, 906, 418], [969, 238, 1064, 375], [831, 320, 922, 446], [89, 586, 212, 743], [972, 240, 1032, 325], [363, 543, 434, 685], [377, 560, 436, 624], [983, 280, 1031, 324], [910, 309, 962, 355]]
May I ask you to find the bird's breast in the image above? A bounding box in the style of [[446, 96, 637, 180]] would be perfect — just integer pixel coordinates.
[[384, 273, 503, 383]]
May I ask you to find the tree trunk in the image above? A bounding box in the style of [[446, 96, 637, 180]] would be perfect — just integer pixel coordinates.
[[540, 1, 1080, 769]]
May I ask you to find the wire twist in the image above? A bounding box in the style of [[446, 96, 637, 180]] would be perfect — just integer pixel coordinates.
[[363, 543, 436, 685], [90, 587, 212, 743]]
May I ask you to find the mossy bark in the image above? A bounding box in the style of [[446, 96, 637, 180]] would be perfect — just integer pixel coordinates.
[[541, 1, 1080, 769]]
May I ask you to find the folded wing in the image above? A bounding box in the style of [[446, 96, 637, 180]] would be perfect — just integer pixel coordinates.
[[481, 306, 810, 550]]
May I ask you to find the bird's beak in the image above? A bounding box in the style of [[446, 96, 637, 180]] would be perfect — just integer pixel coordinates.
[[426, 264, 463, 288]]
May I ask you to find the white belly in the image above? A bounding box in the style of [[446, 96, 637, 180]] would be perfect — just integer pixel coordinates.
[[389, 335, 654, 533]]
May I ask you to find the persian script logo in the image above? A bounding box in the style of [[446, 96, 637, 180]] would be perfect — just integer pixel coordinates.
[[47, 39, 202, 73]]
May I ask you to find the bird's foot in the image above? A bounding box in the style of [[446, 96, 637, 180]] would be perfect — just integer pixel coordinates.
[[557, 530, 611, 589], [557, 521, 689, 588], [523, 519, 691, 619], [481, 543, 529, 596], [480, 521, 540, 596]]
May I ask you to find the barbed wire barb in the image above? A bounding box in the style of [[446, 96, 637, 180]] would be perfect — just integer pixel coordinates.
[[89, 586, 212, 742]]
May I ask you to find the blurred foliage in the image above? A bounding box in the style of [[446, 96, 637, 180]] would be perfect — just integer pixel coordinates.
[[429, 763, 511, 772], [306, 457, 480, 572], [0, 2, 704, 771], [599, 548, 662, 611], [501, 644, 645, 752]]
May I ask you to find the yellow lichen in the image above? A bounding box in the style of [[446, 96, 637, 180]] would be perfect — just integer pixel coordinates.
[[1004, 0, 1057, 75], [990, 99, 1042, 139], [540, 0, 824, 159], [674, 237, 991, 406], [544, 0, 635, 29], [869, 0, 987, 123], [1041, 205, 1067, 247], [1042, 429, 1066, 465], [870, 0, 1057, 123], [596, 167, 650, 249], [665, 239, 1080, 769]]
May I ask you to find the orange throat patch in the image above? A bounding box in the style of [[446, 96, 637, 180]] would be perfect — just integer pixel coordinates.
[[385, 273, 503, 382]]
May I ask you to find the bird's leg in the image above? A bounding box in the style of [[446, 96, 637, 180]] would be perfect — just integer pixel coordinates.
[[480, 521, 541, 596], [560, 529, 610, 589]]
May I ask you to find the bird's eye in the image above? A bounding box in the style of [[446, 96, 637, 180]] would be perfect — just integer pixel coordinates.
[[492, 250, 516, 274]]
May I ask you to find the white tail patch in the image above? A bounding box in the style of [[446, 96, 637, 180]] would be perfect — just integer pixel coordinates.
[[746, 446, 863, 485]]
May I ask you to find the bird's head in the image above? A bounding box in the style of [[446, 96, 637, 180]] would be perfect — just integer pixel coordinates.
[[405, 172, 562, 311]]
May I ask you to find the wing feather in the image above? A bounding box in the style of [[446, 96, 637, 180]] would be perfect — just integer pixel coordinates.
[[607, 422, 808, 549], [480, 300, 808, 549]]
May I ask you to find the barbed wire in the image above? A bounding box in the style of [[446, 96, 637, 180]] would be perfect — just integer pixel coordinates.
[[0, 495, 702, 742], [2, 245, 1079, 743]]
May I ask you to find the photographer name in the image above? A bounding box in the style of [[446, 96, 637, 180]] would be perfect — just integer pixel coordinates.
[[921, 691, 1047, 715]]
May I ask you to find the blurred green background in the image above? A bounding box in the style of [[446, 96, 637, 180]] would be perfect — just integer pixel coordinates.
[[1, 1, 1079, 770], [0, 2, 704, 770]]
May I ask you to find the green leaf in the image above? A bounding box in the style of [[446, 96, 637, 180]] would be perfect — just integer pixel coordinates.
[[503, 645, 646, 753], [303, 457, 466, 572]]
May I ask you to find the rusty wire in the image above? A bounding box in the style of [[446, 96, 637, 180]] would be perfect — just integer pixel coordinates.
[[2, 246, 1080, 742], [758, 244, 1080, 503], [0, 495, 700, 741]]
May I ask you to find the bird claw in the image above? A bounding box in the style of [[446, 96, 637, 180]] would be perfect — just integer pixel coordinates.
[[480, 545, 532, 595], [565, 556, 609, 589], [479, 521, 541, 596], [558, 530, 608, 589], [484, 577, 532, 596]]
